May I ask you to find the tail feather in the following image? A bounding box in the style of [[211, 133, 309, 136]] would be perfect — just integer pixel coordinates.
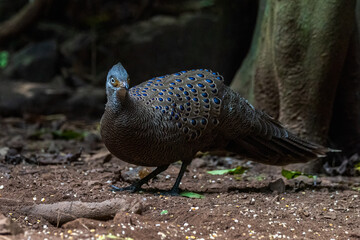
[[228, 133, 331, 166]]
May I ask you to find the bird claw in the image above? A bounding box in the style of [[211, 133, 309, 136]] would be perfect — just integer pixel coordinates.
[[110, 184, 142, 193]]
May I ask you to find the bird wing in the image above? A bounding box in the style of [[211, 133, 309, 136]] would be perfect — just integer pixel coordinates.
[[129, 69, 225, 141]]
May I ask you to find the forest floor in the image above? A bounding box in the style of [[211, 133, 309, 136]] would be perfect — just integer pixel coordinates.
[[0, 117, 360, 240]]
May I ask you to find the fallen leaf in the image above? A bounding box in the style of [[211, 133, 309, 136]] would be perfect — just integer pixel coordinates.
[[180, 191, 204, 199], [281, 169, 314, 180], [207, 166, 248, 175]]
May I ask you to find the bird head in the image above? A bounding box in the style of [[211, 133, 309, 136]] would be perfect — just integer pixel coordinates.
[[106, 62, 130, 105]]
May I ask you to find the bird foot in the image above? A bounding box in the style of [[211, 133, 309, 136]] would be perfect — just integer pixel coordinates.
[[110, 184, 142, 193], [158, 188, 181, 196]]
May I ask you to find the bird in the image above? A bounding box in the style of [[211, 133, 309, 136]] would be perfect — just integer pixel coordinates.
[[100, 62, 330, 195]]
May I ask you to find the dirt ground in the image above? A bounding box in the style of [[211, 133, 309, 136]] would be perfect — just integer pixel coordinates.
[[0, 117, 360, 240]]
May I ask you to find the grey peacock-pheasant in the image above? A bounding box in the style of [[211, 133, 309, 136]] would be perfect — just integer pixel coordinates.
[[100, 62, 330, 195]]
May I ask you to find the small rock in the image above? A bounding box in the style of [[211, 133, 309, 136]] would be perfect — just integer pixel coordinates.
[[85, 180, 102, 187], [323, 212, 336, 220], [269, 178, 286, 193], [0, 213, 23, 235], [121, 167, 141, 183], [190, 158, 207, 168], [4, 40, 57, 82], [299, 208, 310, 217], [249, 198, 255, 205]]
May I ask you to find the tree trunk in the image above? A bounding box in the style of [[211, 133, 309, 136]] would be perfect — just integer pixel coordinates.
[[231, 0, 356, 172]]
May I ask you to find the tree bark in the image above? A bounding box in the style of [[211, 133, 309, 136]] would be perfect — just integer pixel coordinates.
[[231, 0, 356, 172], [0, 0, 49, 44]]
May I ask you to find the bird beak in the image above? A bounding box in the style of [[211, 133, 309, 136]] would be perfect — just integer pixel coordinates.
[[116, 88, 127, 101]]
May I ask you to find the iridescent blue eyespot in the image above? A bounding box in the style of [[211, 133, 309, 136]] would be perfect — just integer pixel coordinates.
[[212, 89, 217, 93], [201, 118, 207, 125], [213, 97, 220, 104], [147, 84, 151, 86], [175, 114, 179, 120], [156, 79, 161, 82], [162, 110, 166, 113], [144, 87, 148, 90], [153, 89, 157, 91], [154, 84, 158, 86], [184, 91, 189, 96], [170, 82, 175, 85], [167, 98, 172, 102], [191, 89, 197, 93], [186, 102, 190, 106], [176, 79, 182, 82], [162, 89, 167, 92], [197, 74, 204, 77], [142, 90, 146, 93], [203, 98, 209, 103], [179, 87, 184, 91], [188, 77, 195, 80], [181, 70, 187, 73], [191, 119, 196, 125], [159, 76, 165, 79], [168, 91, 173, 95], [206, 79, 213, 83], [204, 105, 210, 108], [169, 87, 174, 90], [210, 84, 215, 88], [186, 84, 193, 88], [216, 76, 222, 80], [159, 92, 163, 95], [159, 84, 163, 86], [201, 93, 208, 97], [159, 98, 163, 101], [174, 73, 181, 76], [186, 96, 191, 100], [176, 94, 180, 97], [179, 105, 184, 110], [197, 83, 204, 88], [159, 106, 162, 109], [172, 103, 177, 107], [165, 106, 170, 110], [155, 106, 159, 109], [193, 98, 198, 102], [212, 72, 217, 75], [143, 94, 147, 96], [170, 111, 175, 116]]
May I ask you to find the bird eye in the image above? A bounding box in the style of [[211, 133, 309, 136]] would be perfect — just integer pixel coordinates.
[[110, 77, 120, 87]]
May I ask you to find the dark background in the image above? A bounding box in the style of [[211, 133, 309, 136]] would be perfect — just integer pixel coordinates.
[[0, 0, 258, 118]]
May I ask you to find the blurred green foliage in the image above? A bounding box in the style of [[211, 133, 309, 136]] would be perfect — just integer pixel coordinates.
[[0, 51, 9, 68]]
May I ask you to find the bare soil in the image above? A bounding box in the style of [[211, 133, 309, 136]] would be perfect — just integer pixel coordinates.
[[0, 117, 359, 240]]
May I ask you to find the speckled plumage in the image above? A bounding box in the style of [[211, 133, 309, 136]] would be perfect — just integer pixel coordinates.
[[100, 63, 329, 194]]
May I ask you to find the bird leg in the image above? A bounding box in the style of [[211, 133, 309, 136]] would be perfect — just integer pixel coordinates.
[[162, 161, 190, 196], [110, 165, 169, 192]]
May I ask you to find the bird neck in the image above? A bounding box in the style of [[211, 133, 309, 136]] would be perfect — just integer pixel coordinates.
[[105, 88, 139, 115]]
